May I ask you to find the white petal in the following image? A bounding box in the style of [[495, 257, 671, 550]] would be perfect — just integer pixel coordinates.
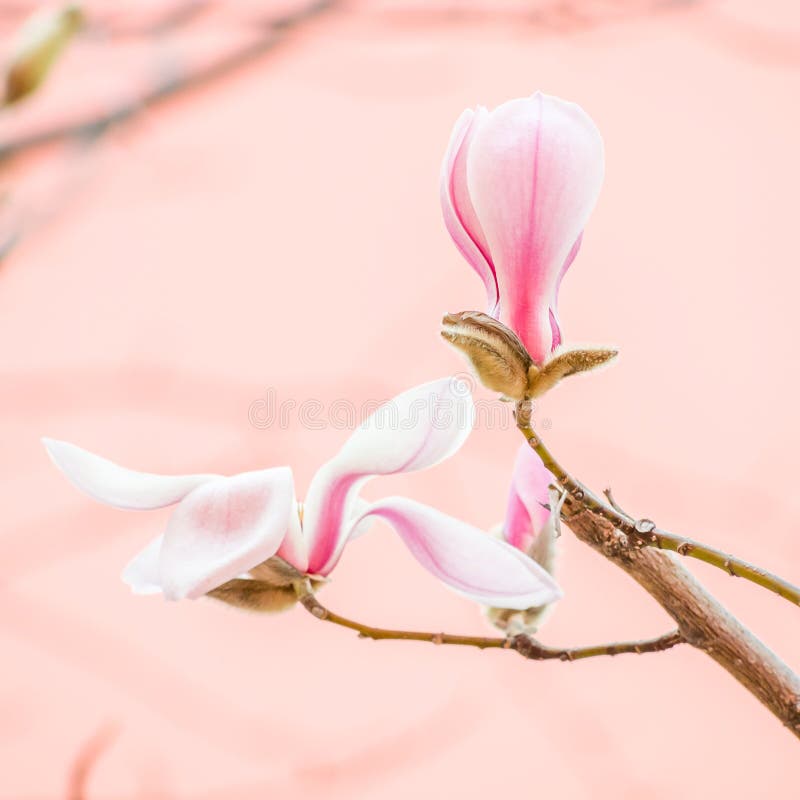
[[158, 467, 296, 600], [43, 438, 217, 510], [122, 535, 164, 595]]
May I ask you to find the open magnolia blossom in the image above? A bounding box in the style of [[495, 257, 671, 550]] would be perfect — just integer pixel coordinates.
[[43, 378, 561, 612], [487, 445, 565, 634], [440, 91, 607, 368]]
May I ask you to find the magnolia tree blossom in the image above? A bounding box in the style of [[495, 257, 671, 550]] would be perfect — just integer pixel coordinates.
[[43, 378, 561, 610], [440, 91, 605, 365]]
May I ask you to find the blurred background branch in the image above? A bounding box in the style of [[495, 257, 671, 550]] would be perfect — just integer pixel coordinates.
[[66, 722, 119, 800], [0, 0, 340, 260], [2, 0, 795, 263]]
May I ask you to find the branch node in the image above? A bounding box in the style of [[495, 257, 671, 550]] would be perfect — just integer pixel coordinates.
[[634, 518, 656, 535]]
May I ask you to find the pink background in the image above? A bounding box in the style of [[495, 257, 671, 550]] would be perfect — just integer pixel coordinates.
[[2, 1, 798, 796]]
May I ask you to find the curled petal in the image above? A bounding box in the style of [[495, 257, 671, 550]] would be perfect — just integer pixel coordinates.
[[352, 497, 562, 610], [43, 438, 217, 510], [304, 377, 475, 575], [158, 467, 296, 600], [440, 106, 498, 312], [503, 445, 555, 552], [466, 92, 604, 363]]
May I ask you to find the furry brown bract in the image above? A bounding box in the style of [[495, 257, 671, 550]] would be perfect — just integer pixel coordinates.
[[441, 311, 532, 399], [441, 311, 617, 400], [249, 556, 308, 587], [527, 347, 618, 398], [207, 556, 325, 613], [207, 580, 300, 613]]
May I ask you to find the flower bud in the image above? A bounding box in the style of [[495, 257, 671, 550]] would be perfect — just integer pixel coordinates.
[[486, 447, 566, 635], [441, 310, 532, 400], [441, 91, 604, 365], [3, 3, 83, 106]]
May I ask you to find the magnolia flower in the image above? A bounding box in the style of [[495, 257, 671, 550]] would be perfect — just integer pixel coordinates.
[[440, 91, 605, 366], [487, 445, 565, 634], [43, 378, 561, 611]]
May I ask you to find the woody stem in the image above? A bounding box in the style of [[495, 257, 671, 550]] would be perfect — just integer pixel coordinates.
[[515, 400, 800, 736], [292, 580, 684, 661], [515, 402, 800, 606]]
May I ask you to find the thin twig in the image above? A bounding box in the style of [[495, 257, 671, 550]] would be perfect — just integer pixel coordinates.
[[293, 580, 685, 662], [603, 487, 631, 518], [515, 403, 800, 607]]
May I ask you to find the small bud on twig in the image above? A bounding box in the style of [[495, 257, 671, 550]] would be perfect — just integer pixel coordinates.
[[3, 3, 84, 107], [485, 488, 566, 635]]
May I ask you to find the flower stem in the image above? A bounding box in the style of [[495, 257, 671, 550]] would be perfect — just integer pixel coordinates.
[[515, 403, 800, 607], [292, 580, 684, 661]]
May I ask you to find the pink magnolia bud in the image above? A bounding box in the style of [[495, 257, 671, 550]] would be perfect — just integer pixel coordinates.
[[486, 445, 564, 634], [441, 92, 604, 365]]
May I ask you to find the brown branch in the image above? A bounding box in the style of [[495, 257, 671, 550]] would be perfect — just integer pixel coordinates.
[[516, 406, 800, 606], [563, 505, 800, 737], [516, 405, 800, 737], [294, 581, 685, 662]]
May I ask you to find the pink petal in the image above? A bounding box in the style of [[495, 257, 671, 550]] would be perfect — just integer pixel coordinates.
[[304, 377, 475, 575], [353, 497, 562, 609], [466, 92, 604, 363], [42, 438, 217, 510], [503, 445, 555, 552], [440, 106, 499, 312], [122, 535, 164, 595], [158, 467, 296, 600]]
